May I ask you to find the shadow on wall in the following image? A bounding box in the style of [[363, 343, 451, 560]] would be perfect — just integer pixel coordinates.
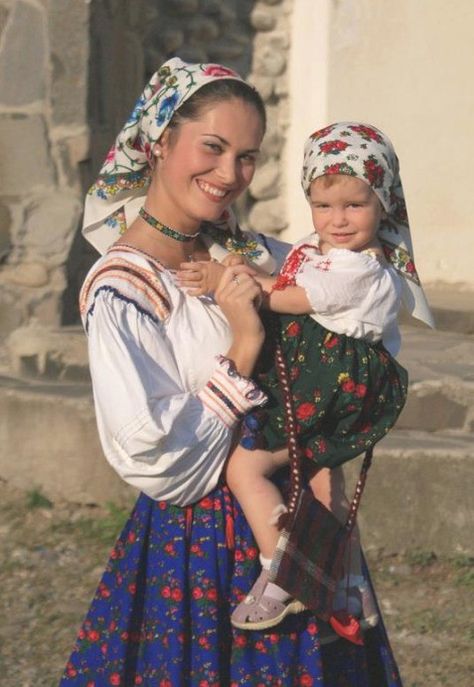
[[61, 0, 256, 325]]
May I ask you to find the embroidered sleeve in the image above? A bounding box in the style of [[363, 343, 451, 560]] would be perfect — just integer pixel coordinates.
[[198, 355, 267, 428], [80, 254, 171, 327], [85, 291, 266, 506]]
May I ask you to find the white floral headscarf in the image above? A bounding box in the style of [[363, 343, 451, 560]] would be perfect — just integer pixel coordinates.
[[301, 122, 434, 327], [81, 57, 275, 273]]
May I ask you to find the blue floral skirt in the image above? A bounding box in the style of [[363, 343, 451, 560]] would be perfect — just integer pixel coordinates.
[[59, 486, 403, 686]]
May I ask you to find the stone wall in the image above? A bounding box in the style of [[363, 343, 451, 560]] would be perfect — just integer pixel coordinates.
[[0, 0, 89, 337], [0, 0, 291, 336]]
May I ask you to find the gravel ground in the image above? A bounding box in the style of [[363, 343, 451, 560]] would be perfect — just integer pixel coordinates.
[[1, 480, 473, 687]]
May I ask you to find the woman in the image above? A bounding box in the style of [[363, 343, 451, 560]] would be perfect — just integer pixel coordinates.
[[60, 58, 403, 686]]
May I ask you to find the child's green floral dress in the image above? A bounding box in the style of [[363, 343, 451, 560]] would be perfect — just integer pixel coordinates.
[[241, 243, 408, 469]]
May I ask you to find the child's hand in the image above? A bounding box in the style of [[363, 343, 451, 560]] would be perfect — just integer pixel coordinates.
[[222, 253, 248, 267], [178, 260, 226, 296]]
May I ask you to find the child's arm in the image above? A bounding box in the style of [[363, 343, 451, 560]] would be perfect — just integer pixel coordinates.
[[256, 275, 313, 315], [178, 256, 313, 316]]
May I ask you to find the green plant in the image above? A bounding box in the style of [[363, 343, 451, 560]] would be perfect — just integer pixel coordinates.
[[406, 549, 437, 567], [26, 488, 53, 510]]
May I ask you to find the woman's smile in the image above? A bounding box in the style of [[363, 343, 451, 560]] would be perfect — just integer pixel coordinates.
[[196, 178, 231, 201]]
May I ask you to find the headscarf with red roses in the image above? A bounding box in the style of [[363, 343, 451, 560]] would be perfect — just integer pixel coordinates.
[[82, 57, 270, 266], [301, 122, 434, 327]]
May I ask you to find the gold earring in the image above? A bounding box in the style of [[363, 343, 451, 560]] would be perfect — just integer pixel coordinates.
[[154, 147, 163, 159]]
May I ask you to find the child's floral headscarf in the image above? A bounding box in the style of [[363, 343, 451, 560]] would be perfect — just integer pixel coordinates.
[[82, 57, 274, 273], [301, 122, 434, 327]]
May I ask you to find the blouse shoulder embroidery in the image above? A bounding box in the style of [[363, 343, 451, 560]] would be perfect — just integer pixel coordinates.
[[80, 254, 171, 323], [273, 243, 317, 290], [311, 257, 332, 272], [361, 248, 385, 264]]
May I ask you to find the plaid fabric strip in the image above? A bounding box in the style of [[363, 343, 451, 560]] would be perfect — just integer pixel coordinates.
[[270, 489, 349, 620]]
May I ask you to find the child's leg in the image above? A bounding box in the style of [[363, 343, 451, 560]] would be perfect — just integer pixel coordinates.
[[309, 466, 378, 626], [309, 466, 362, 574], [227, 445, 312, 630], [225, 445, 289, 558]]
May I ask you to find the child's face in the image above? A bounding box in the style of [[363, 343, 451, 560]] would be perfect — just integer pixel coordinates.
[[309, 175, 384, 253]]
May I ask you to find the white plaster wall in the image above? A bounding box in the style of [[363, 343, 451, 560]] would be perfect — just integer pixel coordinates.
[[285, 0, 474, 287], [284, 0, 330, 242]]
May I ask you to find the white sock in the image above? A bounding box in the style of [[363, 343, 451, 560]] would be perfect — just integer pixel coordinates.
[[258, 554, 291, 602]]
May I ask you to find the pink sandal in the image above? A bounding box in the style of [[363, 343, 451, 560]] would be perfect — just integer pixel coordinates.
[[231, 570, 306, 631]]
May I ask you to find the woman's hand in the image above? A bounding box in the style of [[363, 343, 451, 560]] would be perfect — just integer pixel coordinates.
[[215, 265, 265, 377]]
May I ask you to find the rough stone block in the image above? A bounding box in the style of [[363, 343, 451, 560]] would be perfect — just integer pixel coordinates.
[[0, 202, 11, 259], [0, 1, 47, 107], [4, 262, 49, 288], [248, 74, 274, 100], [199, 0, 222, 14], [55, 128, 90, 188], [48, 0, 90, 126], [23, 192, 82, 265], [167, 0, 199, 14], [176, 45, 209, 64], [159, 28, 185, 54], [254, 46, 287, 77], [187, 16, 220, 42], [250, 6, 277, 31], [208, 39, 246, 62], [248, 198, 287, 234], [6, 322, 88, 380], [0, 115, 55, 195], [0, 290, 23, 341], [249, 161, 280, 200]]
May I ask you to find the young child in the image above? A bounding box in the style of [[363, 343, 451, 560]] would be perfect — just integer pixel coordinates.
[[178, 122, 432, 635]]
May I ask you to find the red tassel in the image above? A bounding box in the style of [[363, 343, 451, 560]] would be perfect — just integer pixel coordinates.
[[185, 505, 193, 539], [225, 512, 235, 550], [329, 611, 364, 645]]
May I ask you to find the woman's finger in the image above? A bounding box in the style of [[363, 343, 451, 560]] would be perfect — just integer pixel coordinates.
[[217, 264, 257, 291]]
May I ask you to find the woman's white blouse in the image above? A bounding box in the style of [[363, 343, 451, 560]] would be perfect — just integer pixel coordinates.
[[291, 235, 402, 355], [80, 246, 269, 506]]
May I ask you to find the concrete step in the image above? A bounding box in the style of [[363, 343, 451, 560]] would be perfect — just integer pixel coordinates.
[[0, 373, 472, 555], [345, 429, 473, 556], [0, 289, 472, 554], [0, 375, 133, 506], [396, 325, 474, 432], [401, 285, 474, 335]]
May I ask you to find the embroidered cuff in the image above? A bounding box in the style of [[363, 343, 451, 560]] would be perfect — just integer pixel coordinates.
[[197, 355, 267, 428]]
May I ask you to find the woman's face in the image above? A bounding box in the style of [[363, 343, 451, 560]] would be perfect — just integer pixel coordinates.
[[152, 98, 264, 230]]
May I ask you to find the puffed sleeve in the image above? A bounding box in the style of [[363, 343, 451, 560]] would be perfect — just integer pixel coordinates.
[[294, 248, 402, 345], [295, 249, 388, 315], [86, 289, 266, 506]]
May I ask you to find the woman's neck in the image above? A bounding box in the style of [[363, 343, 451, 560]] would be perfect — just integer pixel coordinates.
[[116, 220, 210, 270]]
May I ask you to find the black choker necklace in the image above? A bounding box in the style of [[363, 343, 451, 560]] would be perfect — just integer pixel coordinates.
[[139, 207, 200, 242]]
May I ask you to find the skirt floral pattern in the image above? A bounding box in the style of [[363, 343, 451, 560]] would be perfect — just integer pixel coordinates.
[[59, 486, 403, 686], [241, 314, 408, 469]]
